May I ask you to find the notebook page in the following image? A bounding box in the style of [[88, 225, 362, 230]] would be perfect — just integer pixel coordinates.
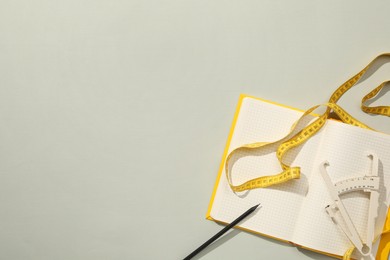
[[293, 120, 390, 258], [210, 97, 323, 241]]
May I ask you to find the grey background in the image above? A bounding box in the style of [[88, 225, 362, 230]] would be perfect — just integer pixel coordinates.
[[1, 1, 390, 259]]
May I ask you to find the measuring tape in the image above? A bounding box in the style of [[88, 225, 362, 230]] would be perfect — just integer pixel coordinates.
[[225, 53, 390, 259]]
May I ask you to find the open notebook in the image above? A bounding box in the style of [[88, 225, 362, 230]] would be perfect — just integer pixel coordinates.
[[206, 94, 390, 259]]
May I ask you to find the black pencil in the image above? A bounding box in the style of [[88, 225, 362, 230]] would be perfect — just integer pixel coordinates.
[[183, 203, 261, 260]]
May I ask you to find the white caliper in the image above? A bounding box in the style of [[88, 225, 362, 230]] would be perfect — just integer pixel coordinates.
[[320, 153, 380, 258]]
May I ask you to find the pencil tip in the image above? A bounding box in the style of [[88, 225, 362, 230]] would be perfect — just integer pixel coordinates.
[[253, 203, 261, 210]]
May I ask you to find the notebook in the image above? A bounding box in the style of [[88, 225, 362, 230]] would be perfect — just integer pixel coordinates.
[[206, 94, 390, 259]]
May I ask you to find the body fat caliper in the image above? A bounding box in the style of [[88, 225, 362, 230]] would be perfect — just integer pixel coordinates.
[[320, 153, 380, 258]]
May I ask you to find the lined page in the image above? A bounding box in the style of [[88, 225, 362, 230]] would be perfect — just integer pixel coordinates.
[[293, 120, 390, 258], [210, 97, 323, 241]]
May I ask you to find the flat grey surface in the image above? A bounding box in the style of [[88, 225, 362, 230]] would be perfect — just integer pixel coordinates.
[[1, 1, 390, 259]]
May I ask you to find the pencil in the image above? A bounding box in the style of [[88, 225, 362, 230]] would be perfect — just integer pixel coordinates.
[[183, 203, 261, 260]]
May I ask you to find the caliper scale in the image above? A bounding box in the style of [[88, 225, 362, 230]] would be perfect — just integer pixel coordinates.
[[320, 153, 380, 258]]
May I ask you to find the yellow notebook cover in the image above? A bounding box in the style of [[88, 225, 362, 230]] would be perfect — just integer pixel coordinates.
[[206, 94, 390, 260]]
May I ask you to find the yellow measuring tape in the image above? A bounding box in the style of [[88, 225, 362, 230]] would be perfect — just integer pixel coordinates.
[[225, 53, 390, 259]]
